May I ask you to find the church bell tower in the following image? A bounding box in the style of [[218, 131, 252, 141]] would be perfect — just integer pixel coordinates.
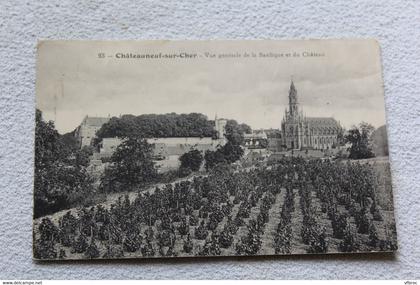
[[288, 80, 299, 117], [282, 78, 303, 150]]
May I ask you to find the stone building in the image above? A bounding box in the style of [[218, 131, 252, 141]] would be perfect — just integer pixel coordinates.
[[281, 80, 342, 150], [74, 115, 110, 148], [244, 130, 268, 149], [94, 117, 228, 172]]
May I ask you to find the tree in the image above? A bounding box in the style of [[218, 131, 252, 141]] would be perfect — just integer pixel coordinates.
[[34, 109, 94, 217], [204, 142, 244, 170], [345, 122, 375, 159], [204, 149, 227, 170], [222, 142, 244, 163], [225, 120, 251, 145], [101, 136, 157, 192], [59, 130, 78, 152], [179, 149, 203, 172], [75, 146, 94, 167]]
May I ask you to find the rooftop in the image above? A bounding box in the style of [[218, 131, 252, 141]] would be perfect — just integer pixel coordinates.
[[306, 117, 340, 128], [82, 116, 110, 127]]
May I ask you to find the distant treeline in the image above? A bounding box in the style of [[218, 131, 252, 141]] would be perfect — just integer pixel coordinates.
[[95, 113, 251, 143]]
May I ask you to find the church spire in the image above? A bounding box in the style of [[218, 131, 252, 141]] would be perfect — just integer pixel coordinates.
[[288, 78, 299, 117]]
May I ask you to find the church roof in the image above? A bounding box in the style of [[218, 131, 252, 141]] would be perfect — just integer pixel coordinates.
[[83, 116, 110, 127], [306, 117, 340, 128]]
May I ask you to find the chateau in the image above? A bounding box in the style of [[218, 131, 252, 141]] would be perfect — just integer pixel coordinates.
[[281, 81, 342, 150], [74, 115, 110, 148], [74, 115, 227, 173]]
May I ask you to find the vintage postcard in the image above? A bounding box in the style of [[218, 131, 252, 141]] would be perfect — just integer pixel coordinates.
[[34, 39, 397, 260]]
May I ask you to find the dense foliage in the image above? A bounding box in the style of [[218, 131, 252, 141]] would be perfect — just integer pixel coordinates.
[[204, 142, 244, 170], [34, 109, 96, 218], [96, 113, 216, 140], [345, 122, 375, 159], [224, 119, 252, 145], [179, 149, 204, 173]]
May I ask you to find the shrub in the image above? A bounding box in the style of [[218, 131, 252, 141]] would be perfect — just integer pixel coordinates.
[[85, 241, 100, 259], [339, 227, 359, 252], [183, 234, 194, 253], [123, 231, 143, 252], [194, 221, 209, 240], [34, 239, 57, 259], [219, 228, 234, 248], [72, 234, 88, 253], [179, 149, 203, 172]]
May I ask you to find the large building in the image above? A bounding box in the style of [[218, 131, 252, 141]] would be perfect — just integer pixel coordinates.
[[74, 115, 110, 148], [244, 130, 268, 149], [80, 116, 227, 173], [281, 81, 342, 150]]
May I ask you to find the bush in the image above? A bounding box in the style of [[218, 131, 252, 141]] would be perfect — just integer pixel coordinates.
[[339, 227, 359, 252], [85, 241, 100, 259], [368, 224, 379, 247], [274, 225, 292, 254], [307, 227, 328, 254], [194, 221, 209, 240], [356, 209, 371, 234], [178, 167, 192, 178], [141, 240, 155, 257], [72, 234, 88, 253], [238, 231, 262, 255], [179, 149, 203, 172], [38, 217, 59, 242], [178, 217, 190, 236], [219, 228, 234, 248], [331, 214, 348, 239], [103, 245, 124, 258], [157, 229, 175, 247], [189, 214, 199, 226], [123, 231, 143, 252], [183, 234, 194, 253], [34, 239, 57, 259], [59, 211, 78, 234], [198, 233, 221, 256]]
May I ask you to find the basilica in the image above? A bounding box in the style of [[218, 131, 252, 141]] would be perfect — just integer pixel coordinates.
[[281, 80, 342, 150]]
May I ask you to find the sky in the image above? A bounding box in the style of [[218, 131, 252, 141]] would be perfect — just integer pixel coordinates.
[[36, 40, 387, 134]]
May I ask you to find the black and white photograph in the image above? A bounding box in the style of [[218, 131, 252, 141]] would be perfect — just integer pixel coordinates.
[[33, 39, 398, 260]]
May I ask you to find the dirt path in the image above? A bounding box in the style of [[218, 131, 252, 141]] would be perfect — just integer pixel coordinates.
[[259, 189, 285, 255]]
